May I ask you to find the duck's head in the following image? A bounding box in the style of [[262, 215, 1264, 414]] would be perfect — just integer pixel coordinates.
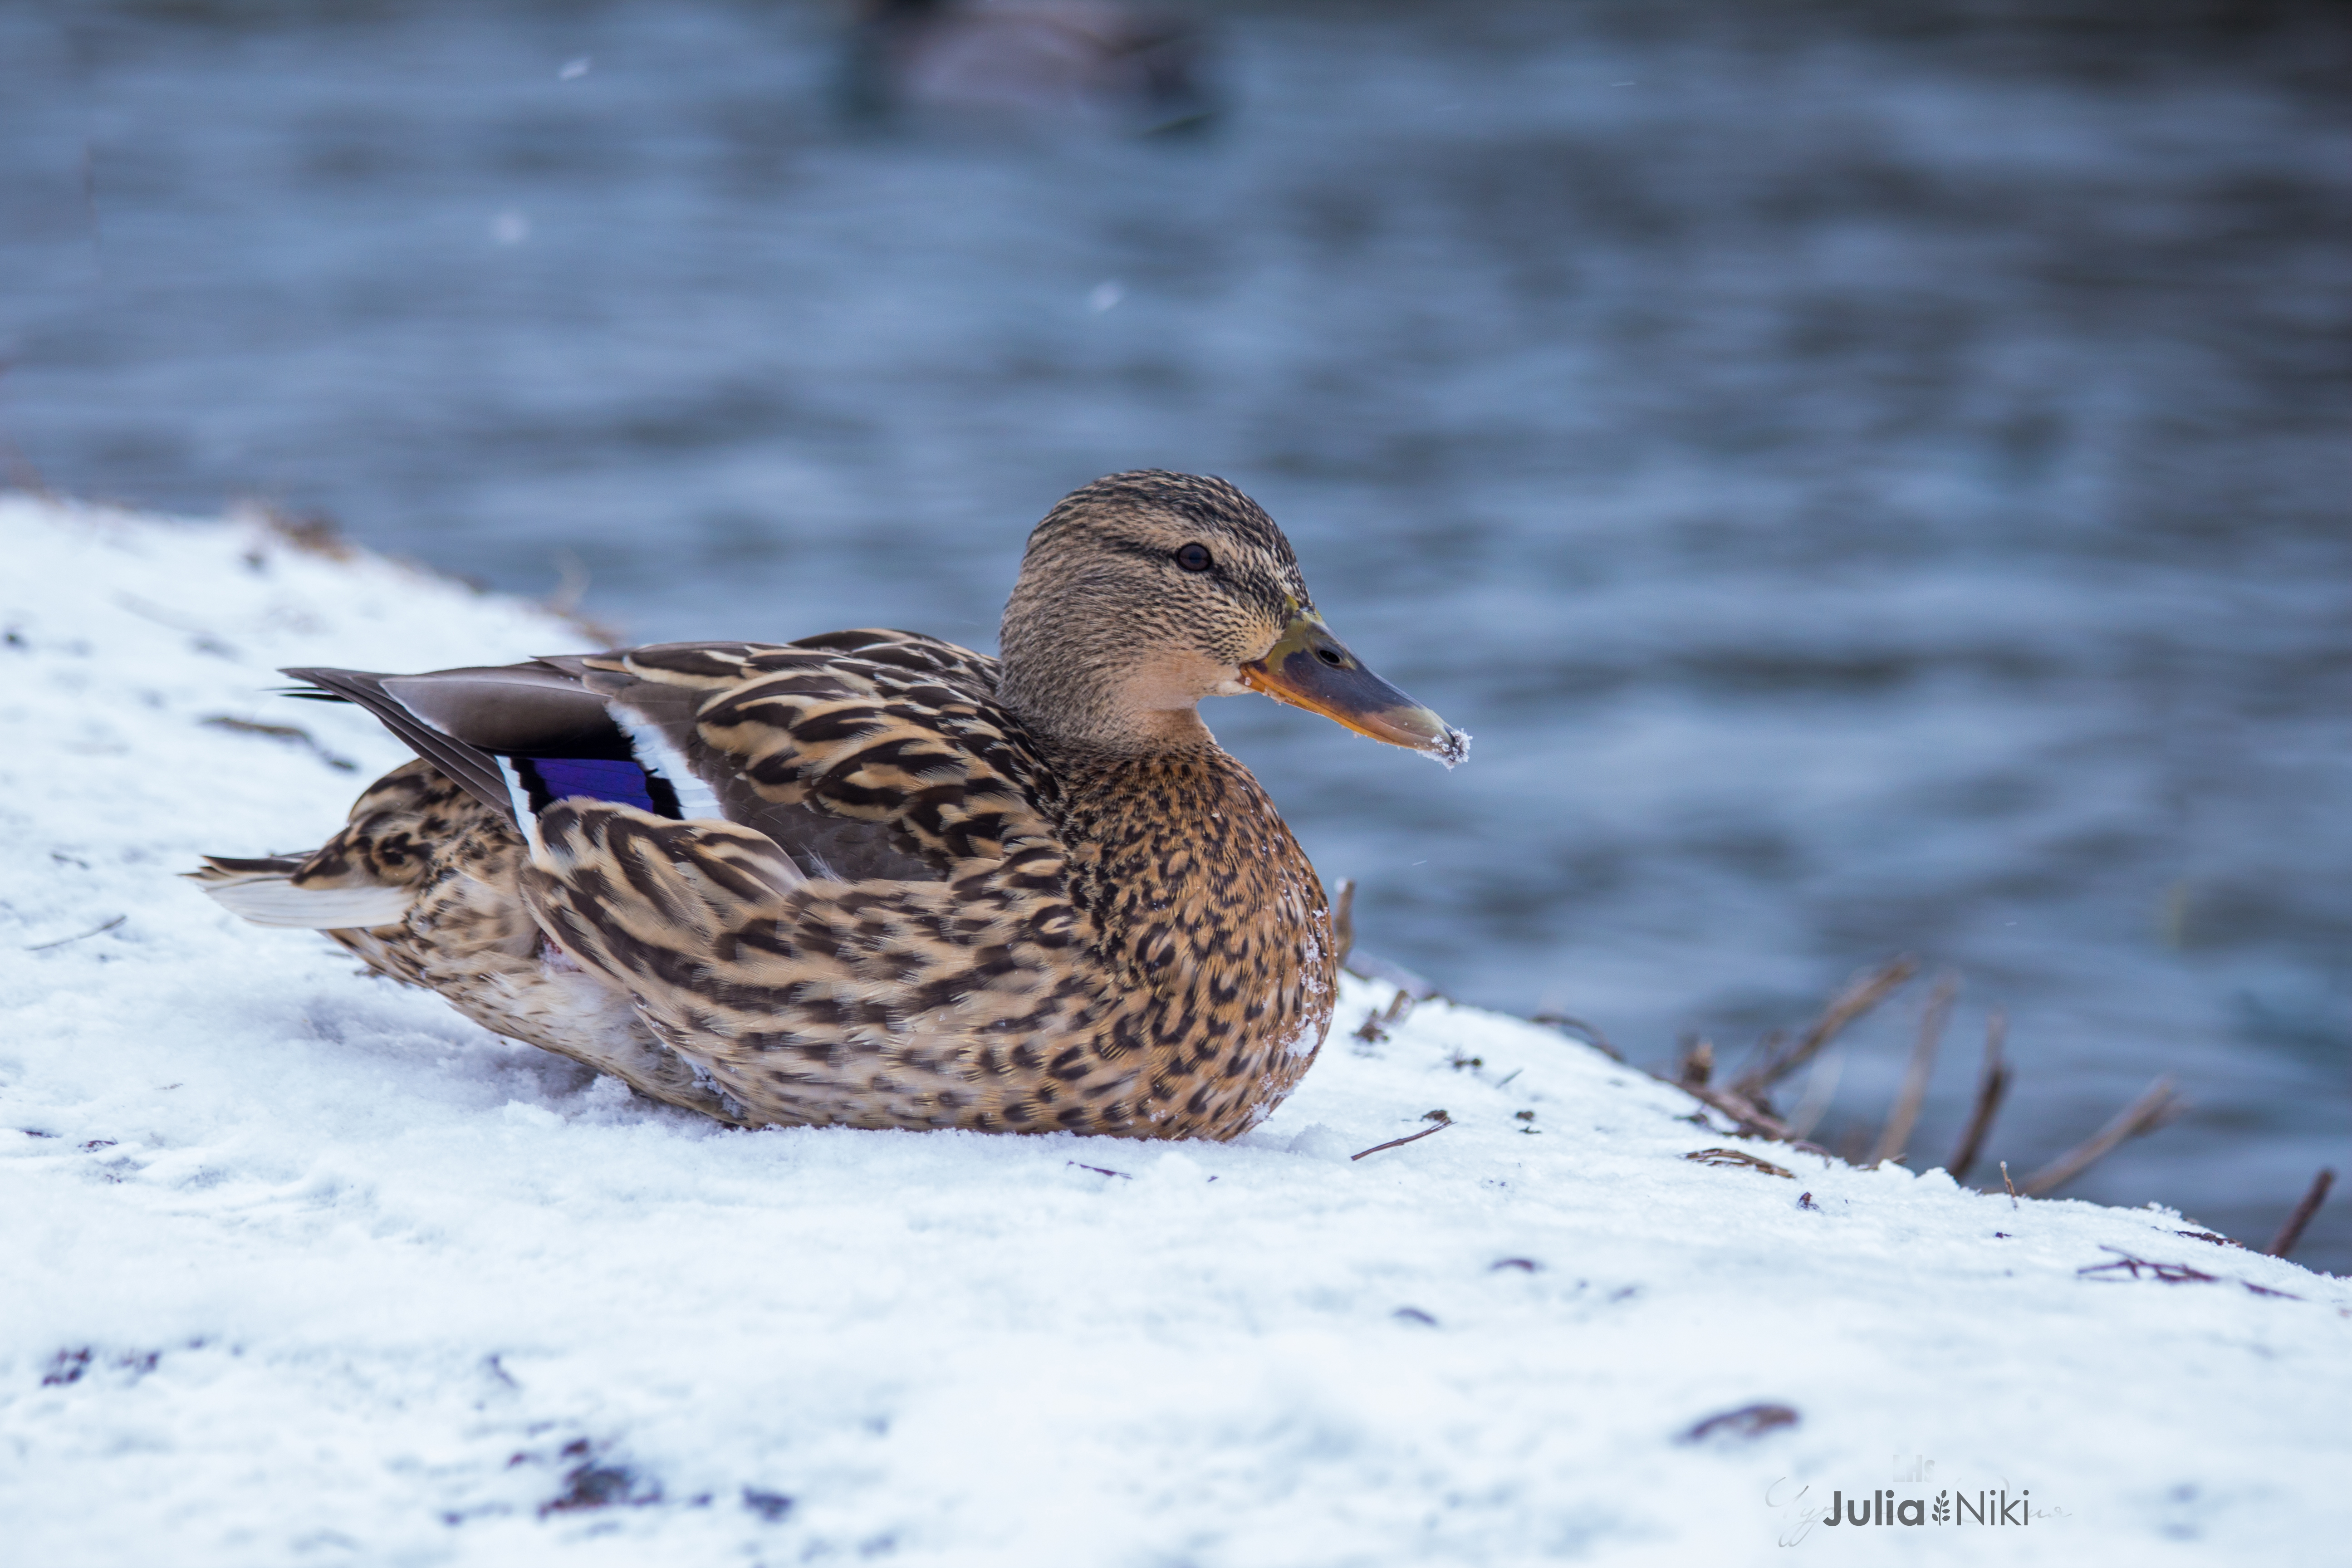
[[997, 471, 1468, 765]]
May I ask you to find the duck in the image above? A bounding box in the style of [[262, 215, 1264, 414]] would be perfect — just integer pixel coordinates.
[[836, 0, 1218, 135], [190, 472, 1465, 1139]]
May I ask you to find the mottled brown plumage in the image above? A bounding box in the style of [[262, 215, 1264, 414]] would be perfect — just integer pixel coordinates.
[[191, 472, 1464, 1139]]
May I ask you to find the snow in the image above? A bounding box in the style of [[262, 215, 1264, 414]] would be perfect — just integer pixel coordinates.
[[2, 493, 2347, 1565]]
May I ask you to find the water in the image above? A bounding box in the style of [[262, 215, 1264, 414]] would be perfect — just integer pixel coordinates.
[[5, 0, 2347, 1267]]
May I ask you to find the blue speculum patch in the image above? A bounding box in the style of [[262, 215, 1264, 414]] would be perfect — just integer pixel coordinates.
[[521, 757, 659, 813]]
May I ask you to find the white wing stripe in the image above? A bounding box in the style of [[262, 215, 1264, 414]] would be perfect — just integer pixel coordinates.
[[612, 706, 729, 824]]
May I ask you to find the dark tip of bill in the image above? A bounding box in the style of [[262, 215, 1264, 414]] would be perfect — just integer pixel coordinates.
[[1426, 726, 1471, 769]]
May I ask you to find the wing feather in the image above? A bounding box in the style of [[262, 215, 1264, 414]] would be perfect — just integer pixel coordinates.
[[284, 632, 1053, 888]]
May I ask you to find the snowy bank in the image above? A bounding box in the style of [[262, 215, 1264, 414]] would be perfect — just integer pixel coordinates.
[[1, 494, 2345, 1566]]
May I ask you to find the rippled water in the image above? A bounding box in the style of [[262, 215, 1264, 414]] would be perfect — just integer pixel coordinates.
[[5, 1, 2347, 1265]]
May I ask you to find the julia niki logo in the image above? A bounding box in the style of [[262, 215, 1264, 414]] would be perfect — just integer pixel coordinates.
[[1768, 1454, 2063, 1544]]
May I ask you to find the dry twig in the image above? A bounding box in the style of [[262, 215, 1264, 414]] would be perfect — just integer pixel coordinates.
[[2081, 1248, 2301, 1301], [1869, 971, 1955, 1166], [201, 714, 358, 771], [1729, 956, 1918, 1101], [2078, 1248, 2218, 1284], [1351, 986, 1416, 1045], [1676, 1403, 1799, 1444], [1352, 1111, 1451, 1162], [25, 915, 126, 951], [1684, 1147, 1795, 1179], [2019, 1076, 2181, 1197], [2266, 1167, 2335, 1260], [1945, 1009, 2011, 1182], [1677, 1082, 1799, 1142], [1328, 878, 1356, 970]]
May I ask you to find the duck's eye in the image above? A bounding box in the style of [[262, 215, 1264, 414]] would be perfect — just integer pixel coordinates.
[[1174, 543, 1213, 573]]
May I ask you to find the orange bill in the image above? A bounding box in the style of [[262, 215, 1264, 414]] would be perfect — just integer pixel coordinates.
[[1239, 613, 1469, 767]]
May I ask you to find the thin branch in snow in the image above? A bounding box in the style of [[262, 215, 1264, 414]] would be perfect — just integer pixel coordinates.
[[1946, 1009, 2011, 1182], [1671, 1080, 1806, 1147], [1729, 955, 1918, 1101], [1351, 1110, 1450, 1161], [2173, 1229, 2241, 1249], [1870, 970, 1955, 1166], [2266, 1167, 2335, 1259], [2078, 1247, 2219, 1284], [24, 914, 125, 951], [200, 714, 358, 772], [1067, 1161, 1132, 1180], [2079, 1247, 2303, 1301], [1684, 1147, 1795, 1179], [1677, 1403, 1799, 1444], [2020, 1076, 2181, 1197], [1328, 877, 1356, 969], [2001, 1161, 2018, 1207], [1352, 987, 1416, 1045]]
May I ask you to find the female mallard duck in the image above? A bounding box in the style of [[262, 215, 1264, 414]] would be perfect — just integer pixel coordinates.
[[191, 472, 1465, 1139]]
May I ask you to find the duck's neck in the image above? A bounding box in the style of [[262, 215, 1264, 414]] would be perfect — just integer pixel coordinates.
[[996, 668, 1218, 755], [995, 586, 1235, 755]]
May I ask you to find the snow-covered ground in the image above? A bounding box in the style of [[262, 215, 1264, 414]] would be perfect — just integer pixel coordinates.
[[2, 493, 2344, 1566]]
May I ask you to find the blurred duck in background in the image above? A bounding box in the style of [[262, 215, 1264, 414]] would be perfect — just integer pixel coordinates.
[[838, 0, 1220, 134]]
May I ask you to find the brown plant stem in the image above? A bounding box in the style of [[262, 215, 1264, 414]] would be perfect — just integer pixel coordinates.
[[1350, 1119, 1450, 1161], [1946, 1009, 2011, 1183], [2266, 1167, 2335, 1260], [2019, 1076, 2181, 1197], [1729, 956, 1919, 1101], [1870, 970, 1955, 1166], [1329, 877, 1356, 970]]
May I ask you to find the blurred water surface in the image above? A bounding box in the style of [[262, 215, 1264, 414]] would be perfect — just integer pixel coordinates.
[[5, 0, 2347, 1264]]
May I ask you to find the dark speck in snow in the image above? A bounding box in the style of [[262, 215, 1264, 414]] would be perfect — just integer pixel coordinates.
[[1678, 1402, 1800, 1444], [542, 1460, 655, 1515]]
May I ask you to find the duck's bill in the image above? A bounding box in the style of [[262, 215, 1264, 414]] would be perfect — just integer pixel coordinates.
[[1239, 614, 1470, 768]]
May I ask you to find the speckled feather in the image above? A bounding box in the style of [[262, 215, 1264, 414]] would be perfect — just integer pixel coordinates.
[[542, 630, 1331, 1136]]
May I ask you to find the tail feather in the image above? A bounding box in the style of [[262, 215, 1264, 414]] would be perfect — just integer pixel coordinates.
[[186, 856, 416, 931]]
